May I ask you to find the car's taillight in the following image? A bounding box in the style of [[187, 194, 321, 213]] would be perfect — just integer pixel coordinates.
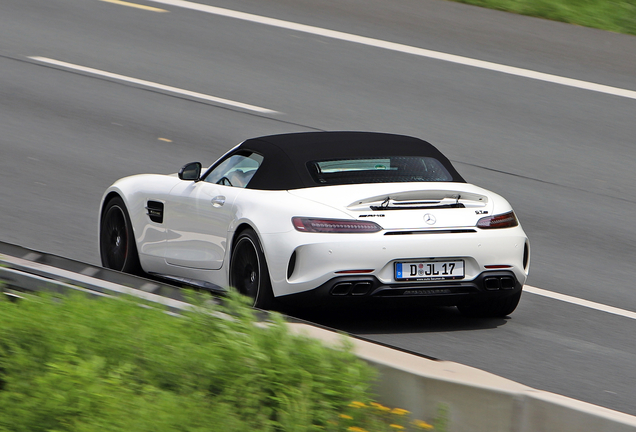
[[292, 217, 382, 233], [476, 211, 519, 229]]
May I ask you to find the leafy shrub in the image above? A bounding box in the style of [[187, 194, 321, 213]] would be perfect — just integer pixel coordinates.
[[0, 291, 376, 432], [451, 0, 636, 36]]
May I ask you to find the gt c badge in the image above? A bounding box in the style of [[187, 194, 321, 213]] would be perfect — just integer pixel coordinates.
[[423, 213, 436, 225]]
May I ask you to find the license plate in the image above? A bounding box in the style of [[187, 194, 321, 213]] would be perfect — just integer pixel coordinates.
[[395, 260, 464, 281]]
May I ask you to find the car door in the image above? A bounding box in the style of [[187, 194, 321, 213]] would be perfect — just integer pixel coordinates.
[[163, 151, 263, 270]]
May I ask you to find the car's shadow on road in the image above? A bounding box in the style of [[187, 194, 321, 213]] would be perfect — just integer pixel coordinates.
[[282, 304, 511, 336]]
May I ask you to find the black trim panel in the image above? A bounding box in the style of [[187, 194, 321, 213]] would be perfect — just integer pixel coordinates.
[[277, 271, 522, 308]]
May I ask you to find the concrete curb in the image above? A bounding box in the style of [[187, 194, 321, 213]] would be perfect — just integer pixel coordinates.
[[290, 323, 636, 431], [1, 241, 635, 431]]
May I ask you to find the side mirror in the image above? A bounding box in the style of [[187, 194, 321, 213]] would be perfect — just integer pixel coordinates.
[[178, 162, 202, 181]]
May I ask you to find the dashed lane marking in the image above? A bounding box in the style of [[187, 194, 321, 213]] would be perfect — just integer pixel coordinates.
[[100, 0, 168, 12], [29, 57, 279, 115]]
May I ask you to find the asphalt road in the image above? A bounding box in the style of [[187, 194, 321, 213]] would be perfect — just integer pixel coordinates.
[[2, 0, 636, 415]]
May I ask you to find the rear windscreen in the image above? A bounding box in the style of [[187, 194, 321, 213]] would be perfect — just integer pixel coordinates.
[[308, 156, 454, 185]]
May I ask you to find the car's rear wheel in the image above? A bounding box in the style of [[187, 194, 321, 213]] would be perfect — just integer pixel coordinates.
[[230, 228, 275, 309], [457, 290, 522, 318], [100, 196, 141, 274]]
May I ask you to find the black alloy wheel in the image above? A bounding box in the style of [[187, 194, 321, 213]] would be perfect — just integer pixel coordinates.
[[230, 228, 274, 309], [99, 196, 141, 274]]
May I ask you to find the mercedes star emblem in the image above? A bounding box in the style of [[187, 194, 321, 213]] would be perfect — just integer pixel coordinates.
[[423, 213, 436, 225]]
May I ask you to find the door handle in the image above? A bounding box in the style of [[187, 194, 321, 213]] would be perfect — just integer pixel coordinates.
[[211, 196, 226, 207]]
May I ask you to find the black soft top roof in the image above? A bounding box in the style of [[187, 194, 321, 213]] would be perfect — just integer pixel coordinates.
[[236, 132, 465, 190]]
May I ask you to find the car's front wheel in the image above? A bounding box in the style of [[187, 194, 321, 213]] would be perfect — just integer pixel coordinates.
[[457, 290, 522, 318], [229, 228, 275, 309], [100, 196, 141, 274]]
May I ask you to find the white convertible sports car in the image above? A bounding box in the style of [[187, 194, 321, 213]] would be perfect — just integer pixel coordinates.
[[100, 132, 529, 317]]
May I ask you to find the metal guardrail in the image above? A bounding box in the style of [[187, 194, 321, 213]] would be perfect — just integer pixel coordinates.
[[0, 241, 198, 313], [0, 240, 432, 357]]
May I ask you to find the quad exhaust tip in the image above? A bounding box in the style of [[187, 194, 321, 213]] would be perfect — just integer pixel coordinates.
[[331, 281, 372, 296], [484, 276, 515, 291], [332, 276, 516, 296]]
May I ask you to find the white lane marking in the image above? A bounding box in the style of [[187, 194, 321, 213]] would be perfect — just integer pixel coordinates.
[[525, 285, 636, 320], [146, 0, 636, 101], [99, 0, 168, 12], [29, 57, 279, 114]]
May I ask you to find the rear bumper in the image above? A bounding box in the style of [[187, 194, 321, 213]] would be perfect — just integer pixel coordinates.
[[264, 226, 529, 297], [277, 270, 523, 308]]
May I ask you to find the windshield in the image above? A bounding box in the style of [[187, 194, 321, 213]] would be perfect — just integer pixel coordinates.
[[307, 156, 454, 185]]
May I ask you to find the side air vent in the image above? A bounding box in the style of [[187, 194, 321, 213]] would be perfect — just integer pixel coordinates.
[[146, 201, 164, 223]]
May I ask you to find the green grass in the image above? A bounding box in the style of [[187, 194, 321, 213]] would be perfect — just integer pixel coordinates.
[[448, 0, 636, 36], [0, 291, 445, 432]]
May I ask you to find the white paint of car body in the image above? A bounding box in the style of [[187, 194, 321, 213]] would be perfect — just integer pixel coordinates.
[[101, 173, 528, 298]]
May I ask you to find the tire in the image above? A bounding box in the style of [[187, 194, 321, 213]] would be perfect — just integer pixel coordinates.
[[100, 196, 142, 274], [229, 228, 275, 309], [457, 290, 522, 318]]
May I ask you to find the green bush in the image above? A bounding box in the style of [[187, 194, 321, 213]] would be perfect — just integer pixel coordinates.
[[450, 0, 636, 36], [0, 291, 376, 432]]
